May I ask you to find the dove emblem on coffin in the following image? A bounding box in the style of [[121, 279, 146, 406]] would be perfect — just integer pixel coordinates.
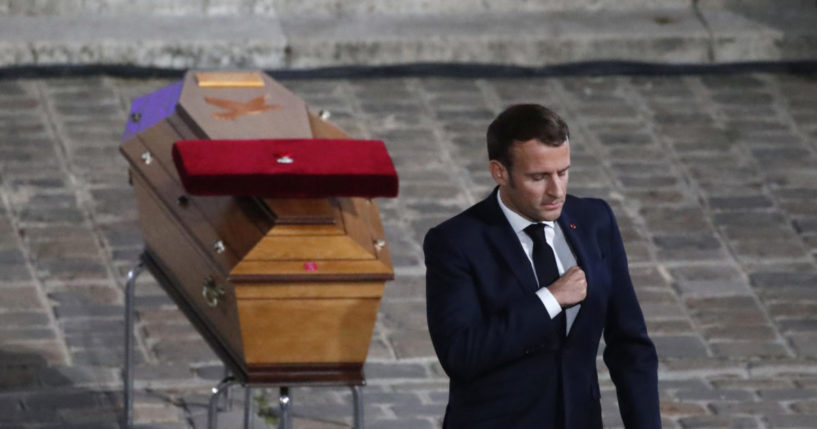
[[204, 94, 282, 120]]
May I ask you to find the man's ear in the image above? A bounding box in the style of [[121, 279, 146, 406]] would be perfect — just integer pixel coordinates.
[[490, 160, 508, 186]]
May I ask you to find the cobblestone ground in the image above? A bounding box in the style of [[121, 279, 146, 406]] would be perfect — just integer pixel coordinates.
[[0, 72, 816, 428]]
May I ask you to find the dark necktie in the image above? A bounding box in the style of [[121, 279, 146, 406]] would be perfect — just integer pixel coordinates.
[[523, 223, 566, 338]]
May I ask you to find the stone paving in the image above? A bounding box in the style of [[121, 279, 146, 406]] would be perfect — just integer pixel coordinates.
[[0, 71, 816, 428]]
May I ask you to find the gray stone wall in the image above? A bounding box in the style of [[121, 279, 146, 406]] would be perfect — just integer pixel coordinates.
[[0, 0, 813, 69], [1, 0, 812, 17]]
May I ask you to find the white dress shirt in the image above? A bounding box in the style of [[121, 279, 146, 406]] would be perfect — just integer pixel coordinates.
[[497, 190, 580, 334]]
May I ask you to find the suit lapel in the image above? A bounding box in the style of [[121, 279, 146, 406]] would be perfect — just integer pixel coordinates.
[[486, 223, 540, 294], [556, 204, 589, 269], [478, 189, 540, 294], [557, 199, 595, 341]]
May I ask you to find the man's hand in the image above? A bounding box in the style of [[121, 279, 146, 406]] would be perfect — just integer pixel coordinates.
[[547, 266, 587, 308]]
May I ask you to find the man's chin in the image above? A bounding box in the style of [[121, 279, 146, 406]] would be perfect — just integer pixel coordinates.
[[532, 208, 562, 222], [537, 203, 563, 221]]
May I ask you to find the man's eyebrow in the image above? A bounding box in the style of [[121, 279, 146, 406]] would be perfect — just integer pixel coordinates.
[[525, 165, 571, 175]]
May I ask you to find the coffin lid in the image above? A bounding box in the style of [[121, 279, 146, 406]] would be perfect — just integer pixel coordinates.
[[121, 70, 394, 283], [177, 71, 312, 140]]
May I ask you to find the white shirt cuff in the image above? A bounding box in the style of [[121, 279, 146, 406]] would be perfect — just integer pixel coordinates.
[[536, 287, 563, 319]]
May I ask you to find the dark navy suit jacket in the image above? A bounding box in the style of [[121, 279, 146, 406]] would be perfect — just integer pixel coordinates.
[[424, 189, 660, 428]]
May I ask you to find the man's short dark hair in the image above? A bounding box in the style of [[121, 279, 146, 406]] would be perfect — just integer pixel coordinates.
[[487, 104, 570, 168]]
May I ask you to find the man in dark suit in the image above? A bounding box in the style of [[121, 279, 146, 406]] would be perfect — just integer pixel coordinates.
[[424, 105, 660, 428]]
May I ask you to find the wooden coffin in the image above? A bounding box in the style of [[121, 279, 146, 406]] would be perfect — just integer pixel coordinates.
[[120, 71, 394, 384]]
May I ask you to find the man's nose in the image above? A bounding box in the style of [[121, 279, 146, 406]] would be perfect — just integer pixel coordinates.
[[546, 176, 565, 198]]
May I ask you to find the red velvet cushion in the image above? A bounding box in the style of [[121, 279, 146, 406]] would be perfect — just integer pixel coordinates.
[[172, 139, 399, 198]]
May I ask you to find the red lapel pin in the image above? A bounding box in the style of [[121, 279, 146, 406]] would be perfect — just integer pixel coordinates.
[[570, 223, 577, 230]]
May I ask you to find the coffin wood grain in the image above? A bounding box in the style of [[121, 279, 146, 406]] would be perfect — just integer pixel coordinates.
[[237, 297, 380, 364], [229, 260, 393, 282], [242, 235, 375, 261], [263, 198, 338, 225], [141, 117, 275, 257], [122, 136, 236, 273], [235, 282, 385, 299], [132, 171, 244, 360]]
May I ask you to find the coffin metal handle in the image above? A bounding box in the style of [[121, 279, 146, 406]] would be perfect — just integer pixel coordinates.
[[202, 276, 225, 308], [141, 151, 152, 165], [213, 240, 226, 254], [318, 109, 331, 120], [373, 238, 386, 251]]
